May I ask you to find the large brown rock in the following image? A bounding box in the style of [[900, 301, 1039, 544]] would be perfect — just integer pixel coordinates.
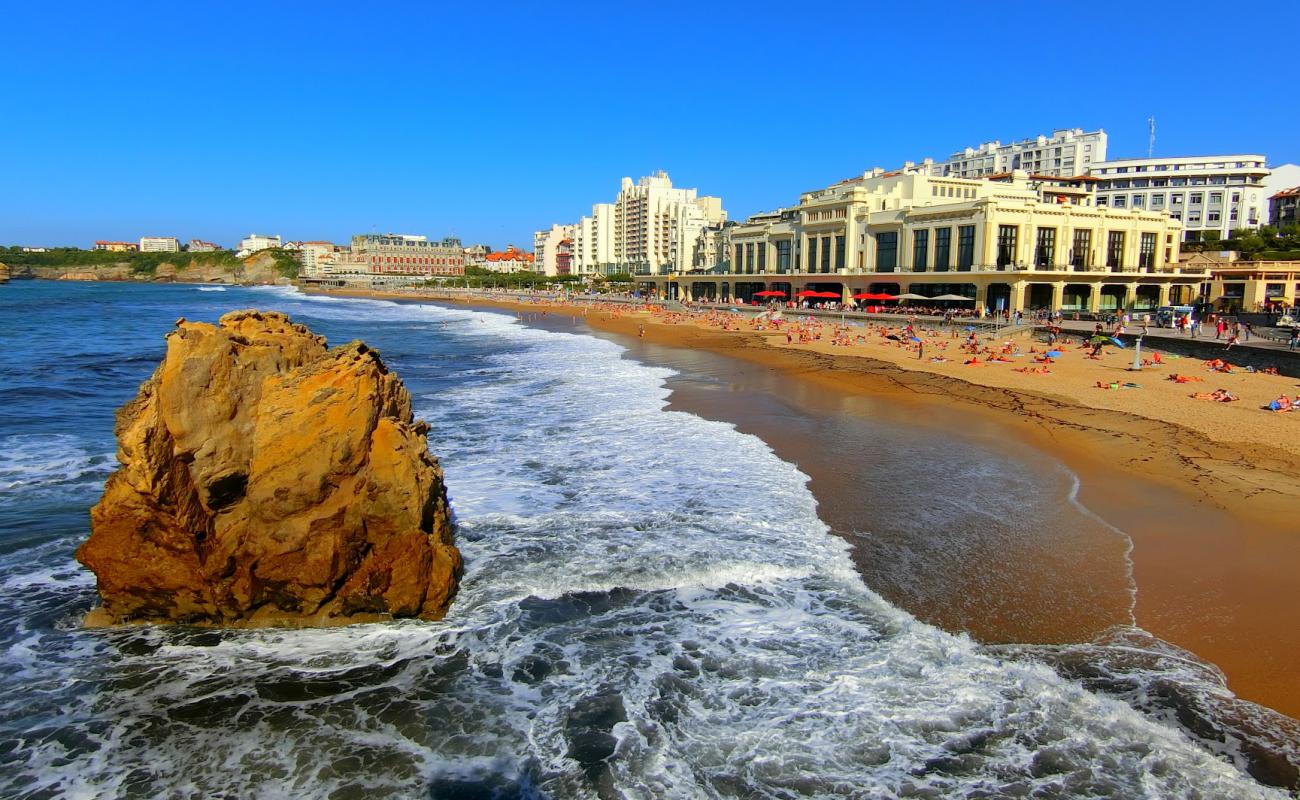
[[77, 310, 461, 626]]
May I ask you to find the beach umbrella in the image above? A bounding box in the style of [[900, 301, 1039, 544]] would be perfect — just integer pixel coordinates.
[[1089, 335, 1110, 345], [812, 291, 842, 298], [795, 290, 821, 298], [931, 293, 975, 301], [894, 292, 930, 301], [754, 290, 785, 297]]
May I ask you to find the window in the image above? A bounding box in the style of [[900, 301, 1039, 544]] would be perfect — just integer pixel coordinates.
[[1113, 196, 1127, 209], [1171, 193, 1184, 205], [912, 229, 929, 272], [776, 239, 791, 273], [997, 225, 1018, 268], [1107, 231, 1125, 270], [934, 228, 951, 272], [876, 232, 898, 272], [1208, 211, 1220, 223], [757, 242, 766, 272], [1190, 193, 1203, 205], [1151, 194, 1165, 209], [806, 238, 816, 272], [1170, 177, 1187, 187], [1209, 192, 1223, 205], [1035, 227, 1056, 269], [821, 236, 832, 273], [744, 243, 754, 274], [957, 226, 975, 270], [1139, 232, 1157, 270], [1132, 195, 1145, 208], [1071, 229, 1091, 271], [835, 235, 845, 270]]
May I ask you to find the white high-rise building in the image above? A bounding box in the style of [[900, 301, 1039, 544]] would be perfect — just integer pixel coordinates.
[[940, 128, 1107, 179], [573, 203, 615, 274], [139, 236, 180, 252], [1089, 155, 1270, 241], [613, 171, 726, 275]]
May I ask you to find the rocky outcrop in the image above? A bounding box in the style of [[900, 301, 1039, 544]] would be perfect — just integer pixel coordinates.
[[77, 310, 461, 626], [0, 261, 9, 283]]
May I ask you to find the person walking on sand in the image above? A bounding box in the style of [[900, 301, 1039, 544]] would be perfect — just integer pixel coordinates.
[[1289, 327, 1299, 351], [638, 324, 645, 338]]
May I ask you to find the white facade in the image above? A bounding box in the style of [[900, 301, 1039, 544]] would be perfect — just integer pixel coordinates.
[[534, 223, 576, 276], [297, 241, 336, 276], [237, 233, 281, 256], [573, 203, 615, 274], [613, 171, 726, 275], [1261, 163, 1300, 221], [1089, 155, 1270, 241], [139, 236, 180, 252], [940, 128, 1107, 179]]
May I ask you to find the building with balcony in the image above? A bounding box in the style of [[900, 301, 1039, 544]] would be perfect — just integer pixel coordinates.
[[643, 167, 1194, 313], [482, 246, 534, 273], [139, 236, 180, 252], [1270, 187, 1300, 229], [187, 240, 221, 252], [1088, 155, 1270, 241], [534, 224, 576, 276], [613, 172, 726, 275], [939, 129, 1107, 179], [350, 233, 465, 276]]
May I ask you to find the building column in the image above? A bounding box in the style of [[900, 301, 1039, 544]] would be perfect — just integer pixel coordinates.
[[1125, 281, 1139, 311], [1010, 280, 1027, 312], [975, 281, 989, 314], [1051, 281, 1065, 311], [1158, 283, 1171, 308]]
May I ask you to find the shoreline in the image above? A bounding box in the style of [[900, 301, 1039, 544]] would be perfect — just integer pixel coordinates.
[[306, 286, 1300, 721]]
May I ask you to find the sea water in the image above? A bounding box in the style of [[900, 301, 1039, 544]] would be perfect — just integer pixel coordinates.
[[0, 281, 1290, 798]]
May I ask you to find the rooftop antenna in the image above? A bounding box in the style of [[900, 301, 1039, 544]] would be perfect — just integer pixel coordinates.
[[1148, 117, 1156, 158]]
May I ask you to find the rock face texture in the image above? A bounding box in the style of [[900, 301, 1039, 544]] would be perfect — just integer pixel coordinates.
[[78, 310, 461, 626]]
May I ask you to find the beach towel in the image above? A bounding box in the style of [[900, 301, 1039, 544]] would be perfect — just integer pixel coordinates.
[[1045, 350, 1063, 358], [1109, 337, 1126, 348]]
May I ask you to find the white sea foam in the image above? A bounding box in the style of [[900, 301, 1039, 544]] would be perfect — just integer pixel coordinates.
[[0, 288, 1288, 798]]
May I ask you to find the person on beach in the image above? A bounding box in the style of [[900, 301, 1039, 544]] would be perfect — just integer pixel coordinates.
[[638, 324, 645, 338], [1290, 327, 1299, 351], [1266, 395, 1293, 412]]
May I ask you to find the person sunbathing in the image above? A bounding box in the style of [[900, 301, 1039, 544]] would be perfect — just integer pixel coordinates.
[[1167, 374, 1203, 383], [1190, 389, 1237, 402], [1015, 366, 1052, 374], [1266, 395, 1293, 411]]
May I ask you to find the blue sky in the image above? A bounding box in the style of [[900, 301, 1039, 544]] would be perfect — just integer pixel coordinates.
[[4, 0, 1297, 250]]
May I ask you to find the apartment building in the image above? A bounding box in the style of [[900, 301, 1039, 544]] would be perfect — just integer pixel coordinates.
[[1089, 155, 1270, 241], [613, 171, 726, 274], [940, 129, 1107, 179], [573, 203, 616, 274], [139, 236, 180, 252], [1272, 187, 1300, 228], [351, 234, 465, 276], [534, 224, 576, 276], [482, 246, 535, 273], [188, 240, 220, 252], [296, 241, 338, 276]]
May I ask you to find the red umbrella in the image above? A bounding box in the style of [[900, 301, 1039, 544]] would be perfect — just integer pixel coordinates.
[[754, 290, 786, 297], [812, 291, 842, 299], [795, 290, 821, 298], [852, 292, 896, 301]]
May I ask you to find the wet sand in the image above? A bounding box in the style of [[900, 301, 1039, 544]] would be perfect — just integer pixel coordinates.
[[309, 289, 1300, 720]]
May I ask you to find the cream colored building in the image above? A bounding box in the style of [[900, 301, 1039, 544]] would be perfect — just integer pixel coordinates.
[[1205, 262, 1300, 311], [613, 171, 726, 275], [139, 236, 180, 252], [573, 203, 615, 274], [351, 233, 465, 276], [237, 233, 281, 257], [534, 223, 577, 276], [648, 168, 1196, 313]]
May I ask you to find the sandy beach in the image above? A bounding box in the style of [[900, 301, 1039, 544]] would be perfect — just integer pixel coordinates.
[[312, 287, 1300, 721]]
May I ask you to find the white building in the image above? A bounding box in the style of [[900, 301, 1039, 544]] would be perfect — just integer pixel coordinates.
[[187, 240, 220, 252], [613, 171, 727, 275], [296, 241, 338, 276], [573, 203, 616, 274], [940, 129, 1107, 179], [237, 233, 281, 257], [139, 236, 180, 252], [1089, 155, 1270, 241], [534, 223, 577, 276], [1261, 163, 1300, 221]]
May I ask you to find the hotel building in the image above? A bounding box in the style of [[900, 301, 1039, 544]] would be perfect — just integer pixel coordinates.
[[1088, 156, 1270, 241], [237, 234, 281, 256], [939, 129, 1107, 179], [534, 224, 577, 276], [613, 171, 726, 275], [482, 246, 535, 273], [139, 236, 180, 252], [350, 234, 465, 276], [1271, 187, 1300, 229], [645, 167, 1195, 313]]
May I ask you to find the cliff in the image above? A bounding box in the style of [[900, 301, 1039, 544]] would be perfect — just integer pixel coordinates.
[[6, 250, 290, 284], [77, 310, 461, 626]]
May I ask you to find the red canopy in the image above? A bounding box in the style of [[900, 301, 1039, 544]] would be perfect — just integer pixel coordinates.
[[852, 292, 897, 301], [795, 290, 821, 298], [812, 291, 841, 298], [754, 290, 786, 297]]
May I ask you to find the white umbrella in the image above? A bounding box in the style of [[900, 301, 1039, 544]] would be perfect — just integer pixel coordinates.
[[894, 292, 931, 301], [931, 293, 975, 301]]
